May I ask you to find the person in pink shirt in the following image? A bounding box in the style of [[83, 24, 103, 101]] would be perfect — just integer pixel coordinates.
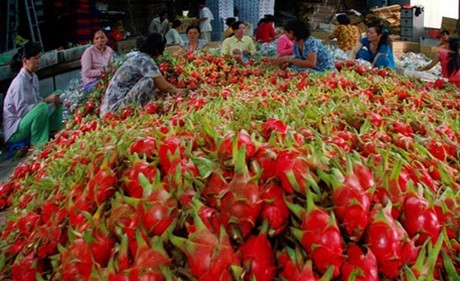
[[277, 30, 294, 56], [420, 38, 460, 88], [80, 29, 114, 91]]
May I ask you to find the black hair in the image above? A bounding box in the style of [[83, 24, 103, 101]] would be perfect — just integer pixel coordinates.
[[171, 19, 182, 29], [447, 38, 460, 76], [232, 21, 245, 31], [337, 14, 351, 25], [225, 17, 236, 26], [92, 28, 108, 40], [139, 32, 166, 57], [11, 42, 42, 73], [284, 20, 311, 40], [369, 24, 391, 50], [257, 18, 265, 27], [264, 15, 276, 22], [186, 24, 200, 34], [440, 29, 450, 36]]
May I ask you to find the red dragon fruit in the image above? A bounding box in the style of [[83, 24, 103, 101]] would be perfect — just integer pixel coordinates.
[[275, 148, 315, 196], [12, 251, 44, 281], [135, 173, 179, 236], [121, 159, 157, 198], [239, 220, 276, 280], [261, 118, 288, 139], [277, 246, 334, 281], [201, 167, 230, 208], [260, 183, 290, 235], [373, 161, 410, 219], [220, 146, 262, 240], [288, 190, 344, 277], [218, 129, 257, 164], [341, 244, 378, 281], [365, 203, 419, 278], [400, 190, 440, 246], [253, 143, 278, 182], [169, 212, 240, 280], [128, 234, 171, 280], [321, 163, 373, 241]]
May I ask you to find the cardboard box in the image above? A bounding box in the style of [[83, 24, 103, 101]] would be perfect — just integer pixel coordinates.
[[441, 17, 459, 35], [392, 41, 419, 58], [420, 45, 438, 58], [312, 31, 331, 40], [116, 37, 141, 54], [165, 45, 182, 54]]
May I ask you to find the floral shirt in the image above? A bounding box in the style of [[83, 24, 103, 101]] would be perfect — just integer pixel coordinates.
[[292, 37, 335, 72], [100, 52, 161, 115], [330, 25, 361, 51]]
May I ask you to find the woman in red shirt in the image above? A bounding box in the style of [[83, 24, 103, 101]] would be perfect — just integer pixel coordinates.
[[420, 38, 460, 87], [255, 16, 277, 43]]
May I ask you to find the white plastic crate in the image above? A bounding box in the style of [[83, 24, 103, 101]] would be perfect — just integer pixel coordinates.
[[57, 44, 90, 63], [39, 50, 59, 69]]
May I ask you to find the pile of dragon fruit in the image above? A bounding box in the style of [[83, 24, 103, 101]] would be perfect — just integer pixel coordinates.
[[0, 50, 459, 280]]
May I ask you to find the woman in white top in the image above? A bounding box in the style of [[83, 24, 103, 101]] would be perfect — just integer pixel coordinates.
[[165, 20, 184, 46], [180, 25, 208, 52]]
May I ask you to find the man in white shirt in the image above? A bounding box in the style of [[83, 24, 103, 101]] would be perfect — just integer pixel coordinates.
[[149, 11, 169, 36], [197, 1, 214, 42]]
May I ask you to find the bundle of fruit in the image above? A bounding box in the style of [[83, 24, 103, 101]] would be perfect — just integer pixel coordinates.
[[0, 51, 459, 280]]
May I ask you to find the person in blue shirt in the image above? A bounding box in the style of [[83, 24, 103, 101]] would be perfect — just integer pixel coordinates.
[[349, 24, 395, 70], [274, 19, 335, 73]]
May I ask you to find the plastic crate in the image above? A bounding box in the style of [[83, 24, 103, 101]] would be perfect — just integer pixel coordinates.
[[39, 50, 59, 69], [57, 44, 90, 63], [0, 66, 12, 81]]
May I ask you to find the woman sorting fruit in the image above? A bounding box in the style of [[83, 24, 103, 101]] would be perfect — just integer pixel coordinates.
[[419, 38, 460, 87], [80, 28, 113, 92], [100, 33, 184, 116], [3, 42, 63, 149], [221, 21, 256, 60], [274, 19, 335, 73], [181, 25, 208, 52], [328, 14, 361, 52], [349, 24, 395, 70]]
